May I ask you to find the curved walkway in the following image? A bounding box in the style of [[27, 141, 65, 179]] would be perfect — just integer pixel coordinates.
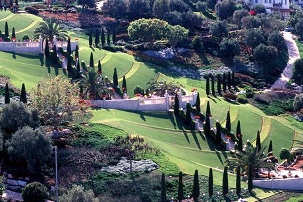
[[271, 31, 300, 89], [259, 116, 271, 142], [16, 19, 40, 34], [0, 13, 14, 21], [118, 61, 141, 82]]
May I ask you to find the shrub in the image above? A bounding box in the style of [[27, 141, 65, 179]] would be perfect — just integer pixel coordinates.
[[134, 85, 144, 95], [22, 182, 48, 202], [237, 96, 248, 104], [59, 185, 98, 202], [22, 35, 30, 41], [223, 92, 237, 101], [25, 6, 39, 15]]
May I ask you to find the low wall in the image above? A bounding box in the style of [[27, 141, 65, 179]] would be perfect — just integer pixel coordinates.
[[253, 178, 303, 191]]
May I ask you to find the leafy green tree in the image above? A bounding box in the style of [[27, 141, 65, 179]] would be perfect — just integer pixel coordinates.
[[294, 93, 303, 111], [253, 44, 278, 65], [161, 173, 166, 202], [113, 67, 118, 87], [178, 171, 184, 201], [185, 102, 191, 126], [191, 35, 204, 53], [207, 0, 216, 10], [134, 85, 144, 95], [293, 59, 303, 85], [167, 24, 188, 45], [89, 52, 94, 68], [101, 0, 127, 18], [5, 21, 9, 37], [210, 20, 228, 39], [216, 0, 236, 20], [192, 169, 199, 201], [236, 166, 241, 195], [280, 148, 291, 162], [89, 30, 93, 47], [128, 0, 151, 20], [244, 28, 266, 49], [174, 94, 180, 116], [219, 38, 240, 58], [225, 110, 231, 131], [211, 75, 215, 95], [252, 4, 266, 14], [209, 168, 213, 198], [222, 166, 229, 196], [268, 31, 287, 51], [59, 185, 98, 202], [4, 83, 10, 104], [241, 16, 261, 30], [20, 83, 27, 104], [233, 9, 248, 29], [206, 76, 210, 96], [195, 92, 201, 112], [34, 19, 68, 41], [268, 140, 273, 154], [196, 1, 207, 13], [153, 0, 170, 18], [8, 127, 52, 173], [216, 121, 222, 145], [22, 182, 48, 202]]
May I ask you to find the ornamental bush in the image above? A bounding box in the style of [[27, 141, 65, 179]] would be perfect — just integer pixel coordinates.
[[22, 182, 48, 202]]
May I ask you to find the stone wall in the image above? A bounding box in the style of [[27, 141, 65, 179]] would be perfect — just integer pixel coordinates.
[[253, 177, 303, 191], [2, 172, 29, 192]]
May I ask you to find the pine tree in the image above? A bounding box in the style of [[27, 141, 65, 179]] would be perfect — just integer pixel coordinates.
[[44, 38, 50, 58], [211, 75, 215, 95], [248, 163, 253, 191], [75, 45, 79, 59], [95, 29, 100, 47], [5, 21, 9, 37], [215, 121, 221, 145], [226, 110, 231, 131], [185, 102, 191, 126], [101, 28, 105, 46], [89, 30, 93, 47], [112, 28, 116, 44], [206, 101, 211, 117], [222, 73, 227, 92], [174, 94, 179, 116], [97, 60, 102, 75], [204, 114, 211, 136], [217, 74, 221, 95], [107, 30, 110, 45], [206, 76, 210, 96], [5, 83, 10, 104], [268, 140, 273, 154], [113, 67, 118, 87], [122, 76, 127, 93], [232, 71, 236, 87], [222, 166, 228, 196], [227, 71, 232, 90], [20, 83, 27, 104], [11, 27, 16, 40], [256, 130, 261, 152], [161, 173, 166, 202], [236, 166, 241, 195], [196, 92, 201, 112], [178, 171, 184, 201], [192, 169, 200, 201], [89, 52, 94, 67], [208, 168, 213, 198]]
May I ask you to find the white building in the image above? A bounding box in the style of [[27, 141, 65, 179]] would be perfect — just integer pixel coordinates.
[[248, 0, 292, 18]]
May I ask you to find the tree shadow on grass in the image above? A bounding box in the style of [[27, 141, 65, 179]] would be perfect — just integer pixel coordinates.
[[168, 111, 176, 129], [191, 130, 201, 150], [12, 52, 16, 59], [207, 95, 217, 103], [39, 53, 44, 66], [140, 111, 146, 122], [182, 129, 190, 144]]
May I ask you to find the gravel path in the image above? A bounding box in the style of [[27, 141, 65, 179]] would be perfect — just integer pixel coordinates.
[[271, 31, 300, 89]]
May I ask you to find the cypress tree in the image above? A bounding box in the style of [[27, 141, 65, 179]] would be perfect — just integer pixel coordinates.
[[89, 52, 94, 67], [222, 73, 227, 92], [226, 110, 231, 131], [75, 45, 79, 59], [52, 45, 57, 64], [161, 173, 166, 202], [178, 171, 184, 201], [206, 101, 211, 117], [206, 76, 210, 96], [208, 168, 213, 198], [5, 21, 9, 37], [89, 30, 93, 47], [113, 67, 118, 87], [196, 92, 201, 112], [268, 140, 273, 154], [4, 83, 10, 104], [122, 75, 127, 93], [236, 166, 241, 195], [20, 83, 27, 104], [222, 166, 228, 196], [101, 27, 105, 46], [15, 0, 18, 5], [112, 28, 116, 44], [76, 58, 81, 79], [204, 114, 211, 136], [107, 30, 110, 45], [79, 84, 84, 98], [236, 120, 241, 138], [227, 71, 231, 90], [217, 74, 221, 95], [95, 29, 100, 47], [44, 38, 50, 58], [248, 163, 253, 191], [192, 169, 200, 201], [215, 121, 221, 145], [10, 0, 12, 6], [185, 102, 191, 126], [211, 75, 215, 95], [97, 60, 102, 75], [174, 94, 179, 116], [67, 56, 73, 78], [232, 71, 236, 87], [67, 37, 71, 55], [11, 27, 15, 40], [256, 130, 261, 152], [238, 132, 243, 152]]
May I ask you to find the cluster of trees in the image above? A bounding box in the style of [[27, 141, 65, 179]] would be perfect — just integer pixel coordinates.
[[88, 27, 116, 48]]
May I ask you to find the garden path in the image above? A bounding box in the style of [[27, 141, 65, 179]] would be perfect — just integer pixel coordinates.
[[0, 13, 14, 22], [271, 31, 300, 89], [16, 19, 40, 34]]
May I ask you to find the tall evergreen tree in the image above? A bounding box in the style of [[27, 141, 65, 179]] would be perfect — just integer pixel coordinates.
[[178, 171, 184, 201], [75, 45, 79, 59], [107, 30, 110, 45], [5, 83, 10, 104], [204, 114, 211, 136], [238, 132, 243, 152], [226, 110, 231, 131], [76, 58, 81, 79], [89, 30, 93, 47], [215, 121, 221, 145], [95, 29, 100, 47], [10, 0, 12, 6], [161, 173, 166, 202], [236, 120, 241, 138], [5, 21, 9, 37], [236, 166, 241, 195], [67, 56, 73, 78], [208, 168, 213, 198], [222, 73, 227, 92], [206, 76, 210, 96], [196, 92, 201, 112], [101, 28, 105, 46], [67, 37, 71, 55], [268, 140, 273, 154], [174, 94, 179, 116], [113, 67, 118, 87], [232, 71, 236, 87], [206, 101, 211, 117], [44, 38, 49, 58], [217, 74, 222, 95], [11, 27, 16, 40], [79, 84, 84, 99], [248, 163, 253, 191], [89, 52, 94, 67], [20, 83, 27, 104], [185, 102, 191, 126], [52, 45, 57, 64], [192, 169, 200, 201], [97, 60, 102, 75], [211, 75, 215, 95], [227, 71, 232, 90], [122, 75, 127, 93], [112, 28, 116, 44], [256, 130, 261, 152], [222, 166, 229, 196]]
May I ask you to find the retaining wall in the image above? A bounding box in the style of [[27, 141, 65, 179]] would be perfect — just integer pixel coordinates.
[[253, 178, 303, 191]]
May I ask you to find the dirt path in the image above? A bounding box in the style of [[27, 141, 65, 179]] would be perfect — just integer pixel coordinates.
[[271, 31, 300, 89]]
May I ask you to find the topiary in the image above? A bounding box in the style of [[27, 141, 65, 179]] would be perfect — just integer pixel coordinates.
[[22, 182, 48, 202]]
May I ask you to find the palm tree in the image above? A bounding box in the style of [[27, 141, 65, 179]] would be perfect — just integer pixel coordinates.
[[226, 143, 274, 177], [33, 19, 68, 41]]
